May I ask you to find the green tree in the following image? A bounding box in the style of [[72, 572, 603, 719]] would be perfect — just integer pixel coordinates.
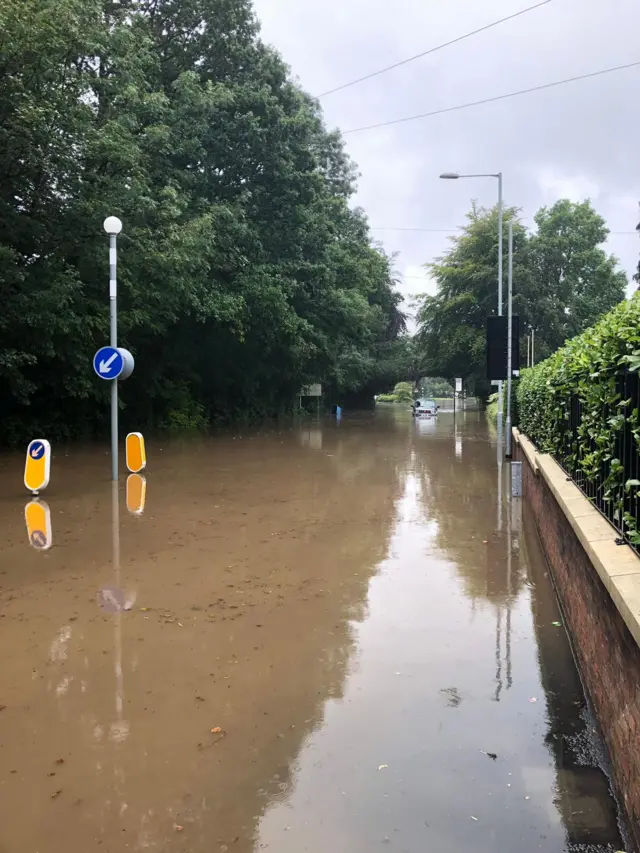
[[415, 204, 529, 397], [415, 200, 627, 398], [419, 377, 454, 397], [0, 0, 404, 442], [392, 382, 414, 403], [525, 200, 627, 358]]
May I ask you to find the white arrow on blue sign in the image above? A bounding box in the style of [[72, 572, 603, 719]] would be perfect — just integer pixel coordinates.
[[93, 346, 124, 380], [29, 441, 46, 460]]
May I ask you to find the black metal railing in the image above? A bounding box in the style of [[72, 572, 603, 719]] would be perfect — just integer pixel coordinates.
[[554, 369, 640, 554]]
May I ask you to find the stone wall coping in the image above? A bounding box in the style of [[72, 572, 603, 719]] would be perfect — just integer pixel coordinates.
[[513, 427, 640, 649]]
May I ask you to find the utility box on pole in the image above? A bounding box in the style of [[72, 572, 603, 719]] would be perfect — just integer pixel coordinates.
[[486, 316, 520, 380]]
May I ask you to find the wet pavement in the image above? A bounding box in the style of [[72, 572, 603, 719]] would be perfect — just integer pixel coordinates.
[[0, 409, 629, 852]]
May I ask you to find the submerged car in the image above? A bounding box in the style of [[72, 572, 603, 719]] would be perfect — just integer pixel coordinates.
[[412, 398, 438, 417]]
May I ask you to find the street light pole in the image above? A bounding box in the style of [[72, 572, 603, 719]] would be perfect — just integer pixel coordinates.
[[531, 327, 535, 367], [103, 216, 123, 481], [440, 171, 504, 420], [505, 221, 514, 458], [497, 173, 504, 421]]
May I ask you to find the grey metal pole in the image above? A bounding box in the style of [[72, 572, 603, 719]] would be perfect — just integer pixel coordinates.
[[109, 233, 118, 481], [505, 221, 513, 458], [531, 327, 535, 367], [497, 172, 504, 422]]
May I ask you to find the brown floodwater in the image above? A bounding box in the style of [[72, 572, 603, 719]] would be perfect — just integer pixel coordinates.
[[0, 409, 629, 852]]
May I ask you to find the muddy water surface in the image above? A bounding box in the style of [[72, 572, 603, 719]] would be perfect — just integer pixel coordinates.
[[0, 410, 628, 852]]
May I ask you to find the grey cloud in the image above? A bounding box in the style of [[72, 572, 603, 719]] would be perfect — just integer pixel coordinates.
[[253, 0, 640, 309]]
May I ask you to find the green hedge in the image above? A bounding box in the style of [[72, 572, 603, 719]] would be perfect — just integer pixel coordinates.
[[517, 293, 640, 542]]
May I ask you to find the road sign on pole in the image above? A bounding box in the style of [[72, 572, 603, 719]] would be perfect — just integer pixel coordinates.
[[300, 384, 322, 397], [103, 216, 123, 481], [25, 499, 52, 549], [126, 432, 146, 473], [94, 346, 123, 379], [93, 346, 135, 381], [24, 439, 51, 494]]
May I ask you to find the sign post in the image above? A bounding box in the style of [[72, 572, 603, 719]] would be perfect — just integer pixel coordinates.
[[454, 378, 462, 418], [506, 222, 514, 458], [299, 384, 322, 417], [104, 216, 123, 481]]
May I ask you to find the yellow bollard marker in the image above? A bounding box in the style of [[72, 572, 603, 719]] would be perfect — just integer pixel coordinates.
[[126, 473, 146, 515], [25, 499, 53, 550], [125, 432, 146, 473], [24, 439, 51, 494]]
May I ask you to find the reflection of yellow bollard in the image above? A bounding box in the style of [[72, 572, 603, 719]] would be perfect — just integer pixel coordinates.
[[24, 439, 51, 494], [25, 500, 52, 550], [126, 474, 146, 515], [125, 432, 146, 473]]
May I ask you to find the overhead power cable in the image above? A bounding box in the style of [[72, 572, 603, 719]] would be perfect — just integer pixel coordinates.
[[317, 0, 553, 98], [371, 227, 638, 234], [342, 60, 640, 134], [371, 227, 457, 233]]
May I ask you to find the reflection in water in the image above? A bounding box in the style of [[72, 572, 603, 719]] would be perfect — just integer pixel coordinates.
[[0, 412, 626, 852], [126, 473, 147, 515], [0, 423, 400, 851], [25, 498, 53, 549], [257, 411, 625, 853]]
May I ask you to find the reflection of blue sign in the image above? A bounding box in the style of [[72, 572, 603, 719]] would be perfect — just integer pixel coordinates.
[[93, 346, 123, 380], [29, 441, 45, 460], [30, 530, 47, 548], [97, 585, 125, 612]]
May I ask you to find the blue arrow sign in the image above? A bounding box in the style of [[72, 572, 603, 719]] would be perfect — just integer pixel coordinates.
[[93, 346, 124, 380], [29, 441, 45, 460]]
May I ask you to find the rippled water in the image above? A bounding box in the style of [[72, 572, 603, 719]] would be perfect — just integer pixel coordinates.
[[0, 409, 628, 851]]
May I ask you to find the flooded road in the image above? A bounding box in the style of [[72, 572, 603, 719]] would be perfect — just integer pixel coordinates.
[[0, 410, 628, 852]]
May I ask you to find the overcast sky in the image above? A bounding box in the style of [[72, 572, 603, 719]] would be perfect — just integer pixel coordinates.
[[252, 0, 640, 322]]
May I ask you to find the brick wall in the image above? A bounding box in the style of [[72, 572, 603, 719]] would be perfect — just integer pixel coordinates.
[[518, 446, 640, 849]]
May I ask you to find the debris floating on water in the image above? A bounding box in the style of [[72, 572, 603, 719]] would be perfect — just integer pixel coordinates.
[[378, 764, 388, 771]]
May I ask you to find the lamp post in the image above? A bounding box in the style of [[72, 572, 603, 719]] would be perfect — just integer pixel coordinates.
[[103, 216, 123, 481], [440, 171, 504, 419], [505, 221, 514, 458]]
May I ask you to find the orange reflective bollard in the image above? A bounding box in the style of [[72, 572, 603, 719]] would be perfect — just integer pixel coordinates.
[[24, 439, 51, 494], [125, 432, 146, 473]]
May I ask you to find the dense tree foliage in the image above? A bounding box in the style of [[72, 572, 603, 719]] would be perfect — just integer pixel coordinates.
[[416, 200, 627, 398], [517, 294, 640, 545], [0, 0, 404, 443], [418, 377, 454, 398]]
